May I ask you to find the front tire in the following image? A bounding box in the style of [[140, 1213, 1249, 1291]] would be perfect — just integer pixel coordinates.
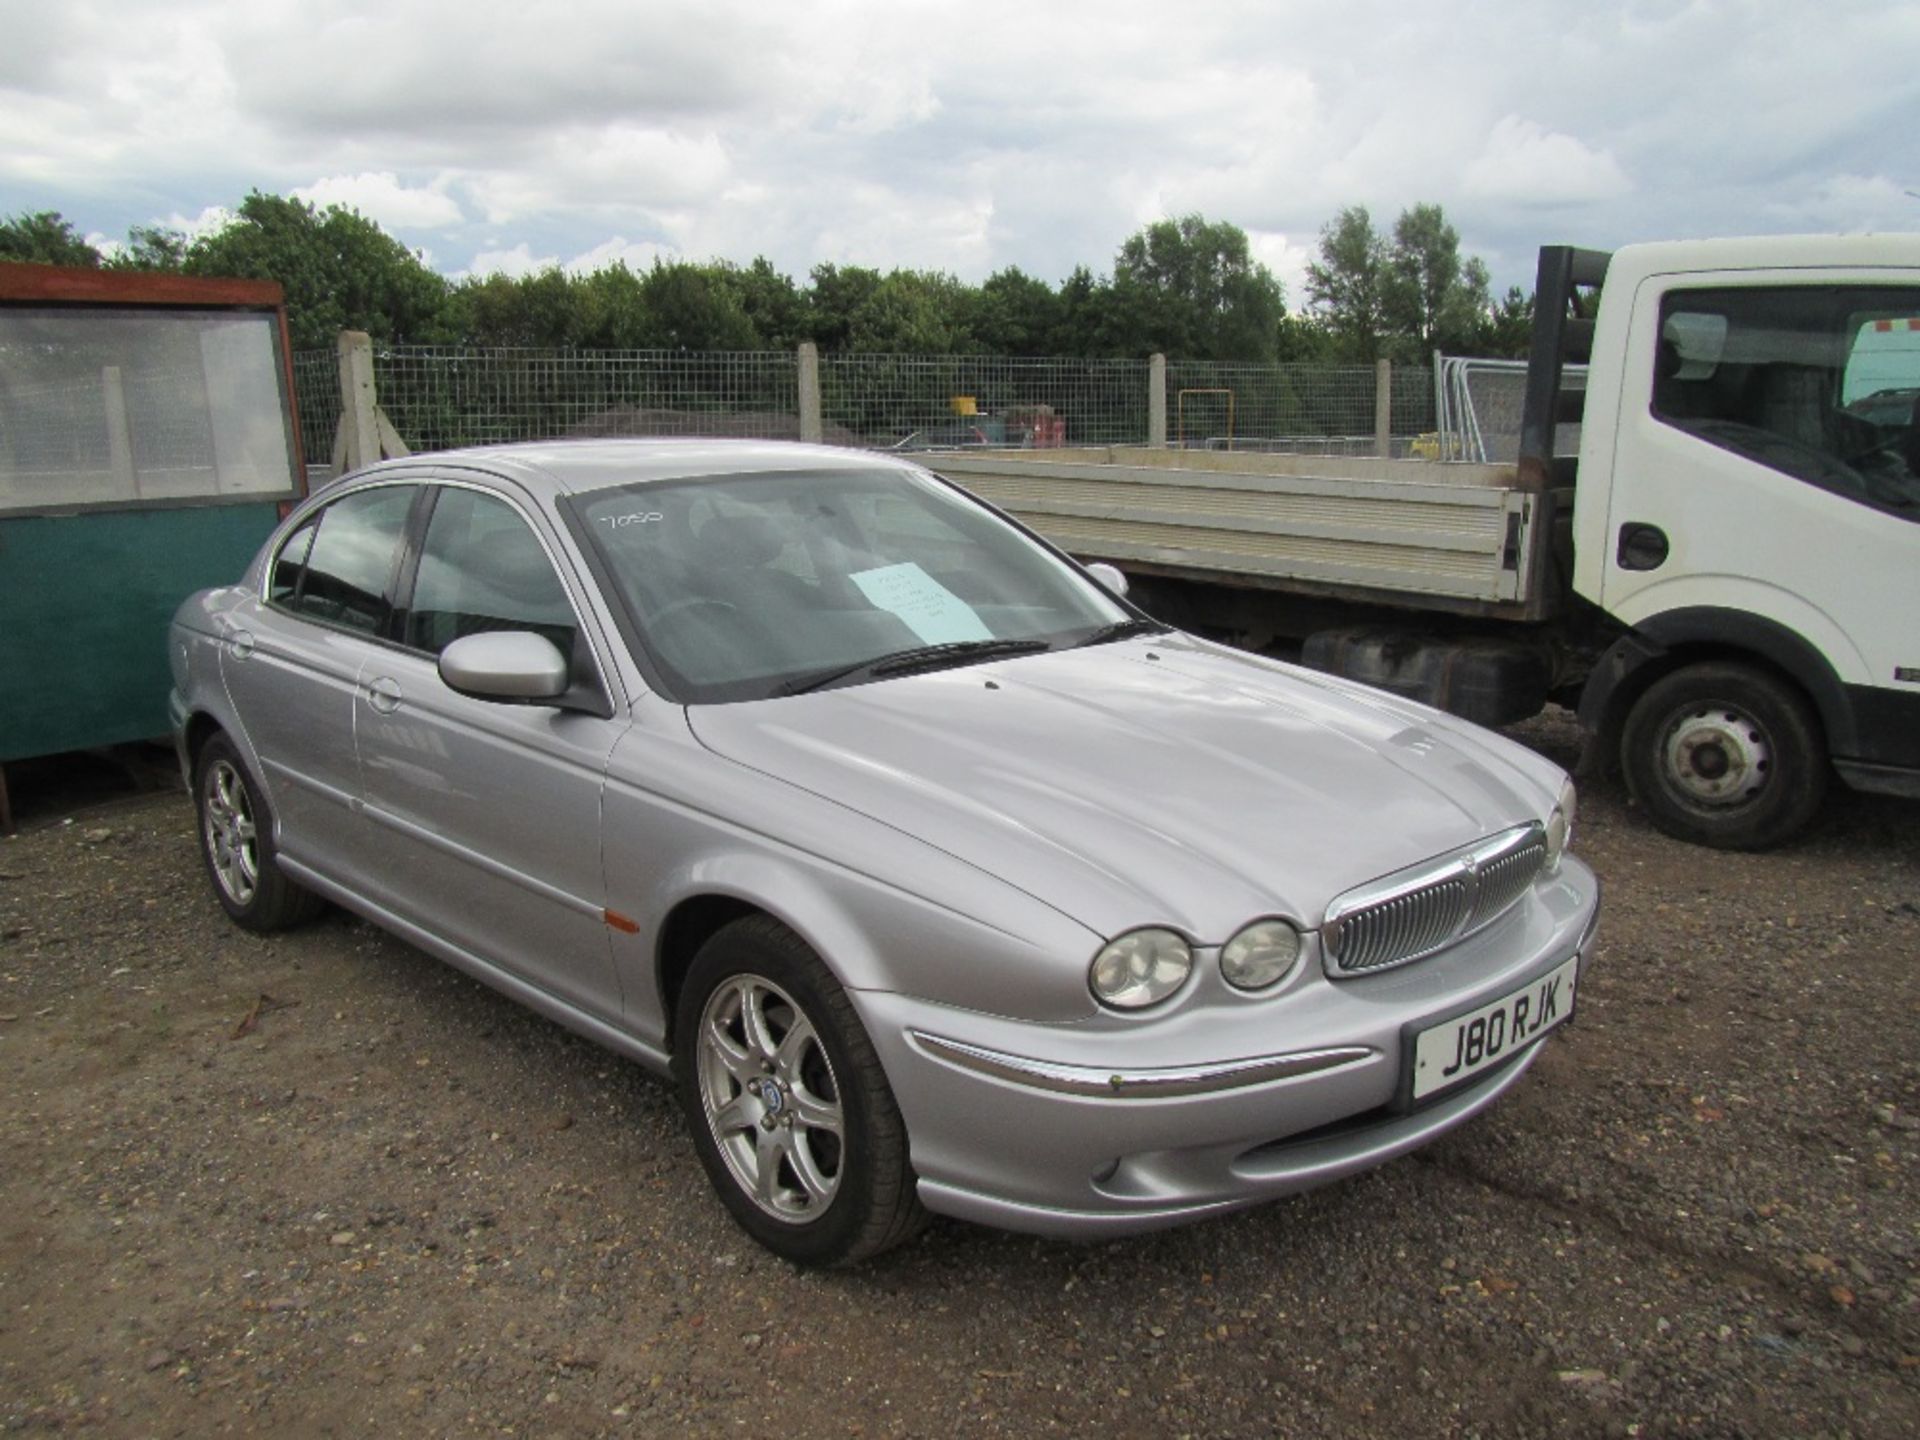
[[674, 916, 926, 1266], [1620, 662, 1827, 850], [193, 733, 324, 931]]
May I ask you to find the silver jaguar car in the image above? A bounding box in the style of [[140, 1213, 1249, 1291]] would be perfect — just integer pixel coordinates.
[[169, 439, 1599, 1266]]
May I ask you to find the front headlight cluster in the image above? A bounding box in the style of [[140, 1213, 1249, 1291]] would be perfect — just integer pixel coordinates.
[[1545, 776, 1577, 871], [1089, 918, 1304, 1010], [1088, 928, 1191, 1009]]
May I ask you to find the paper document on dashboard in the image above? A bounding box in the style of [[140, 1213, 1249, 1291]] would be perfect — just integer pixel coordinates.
[[849, 562, 993, 645]]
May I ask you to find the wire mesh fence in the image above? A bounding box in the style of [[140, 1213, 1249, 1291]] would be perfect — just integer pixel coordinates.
[[361, 347, 800, 454], [817, 354, 1152, 449], [290, 348, 339, 466], [288, 346, 1443, 467], [1164, 361, 1432, 449]]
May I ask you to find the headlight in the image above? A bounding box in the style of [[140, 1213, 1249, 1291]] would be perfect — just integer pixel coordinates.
[[1545, 776, 1577, 870], [1220, 919, 1302, 991], [1089, 928, 1192, 1009]]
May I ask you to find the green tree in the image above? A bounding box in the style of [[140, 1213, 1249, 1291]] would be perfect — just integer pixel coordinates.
[[1381, 202, 1492, 361], [1108, 214, 1287, 361], [968, 266, 1062, 357], [0, 210, 101, 267], [1048, 265, 1105, 356], [722, 258, 808, 350], [847, 270, 974, 353], [634, 261, 759, 350], [1305, 206, 1388, 362], [104, 224, 188, 272], [1478, 285, 1535, 359], [803, 263, 883, 351], [184, 191, 450, 350]]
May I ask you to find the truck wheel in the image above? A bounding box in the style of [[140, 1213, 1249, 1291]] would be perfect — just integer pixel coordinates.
[[1620, 662, 1826, 850]]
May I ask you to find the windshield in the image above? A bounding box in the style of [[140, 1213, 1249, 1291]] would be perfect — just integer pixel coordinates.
[[572, 464, 1131, 702]]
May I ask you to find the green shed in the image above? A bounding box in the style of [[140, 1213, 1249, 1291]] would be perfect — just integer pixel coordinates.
[[0, 262, 306, 829]]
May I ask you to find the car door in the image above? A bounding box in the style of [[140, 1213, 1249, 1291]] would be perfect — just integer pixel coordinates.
[[219, 481, 418, 889], [352, 477, 629, 1019]]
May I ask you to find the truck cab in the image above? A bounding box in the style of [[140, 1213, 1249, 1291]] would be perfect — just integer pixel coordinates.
[[1562, 236, 1920, 848]]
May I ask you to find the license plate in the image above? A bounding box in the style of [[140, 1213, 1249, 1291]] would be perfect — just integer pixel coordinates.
[[1410, 956, 1578, 1101]]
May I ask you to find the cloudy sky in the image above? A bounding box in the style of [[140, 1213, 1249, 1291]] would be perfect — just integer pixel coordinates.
[[3, 0, 1917, 300]]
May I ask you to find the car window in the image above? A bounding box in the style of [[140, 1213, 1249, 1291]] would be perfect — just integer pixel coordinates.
[[280, 485, 415, 633], [403, 486, 578, 658], [1652, 285, 1920, 520], [268, 516, 318, 606], [573, 465, 1128, 703]]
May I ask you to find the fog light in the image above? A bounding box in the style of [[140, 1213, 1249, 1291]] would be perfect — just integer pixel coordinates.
[[1220, 919, 1302, 991]]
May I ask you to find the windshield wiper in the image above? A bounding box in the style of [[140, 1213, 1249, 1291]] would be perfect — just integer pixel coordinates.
[[1075, 617, 1171, 648], [774, 638, 1052, 696]]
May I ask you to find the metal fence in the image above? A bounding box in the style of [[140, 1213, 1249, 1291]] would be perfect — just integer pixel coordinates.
[[1167, 360, 1432, 454], [1434, 356, 1587, 463], [819, 354, 1152, 449], [289, 345, 1438, 465], [369, 347, 799, 453], [290, 348, 340, 466]]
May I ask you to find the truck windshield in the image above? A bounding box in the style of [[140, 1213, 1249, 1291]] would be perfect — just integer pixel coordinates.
[[1652, 286, 1920, 521], [571, 464, 1130, 703]]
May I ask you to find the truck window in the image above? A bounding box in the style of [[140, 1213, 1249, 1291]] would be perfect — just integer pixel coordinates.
[[1651, 286, 1920, 521]]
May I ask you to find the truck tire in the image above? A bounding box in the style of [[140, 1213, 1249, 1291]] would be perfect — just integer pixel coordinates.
[[1620, 661, 1826, 850]]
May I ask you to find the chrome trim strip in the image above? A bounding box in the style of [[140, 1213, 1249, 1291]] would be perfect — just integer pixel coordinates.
[[1322, 822, 1545, 977], [908, 1032, 1374, 1098]]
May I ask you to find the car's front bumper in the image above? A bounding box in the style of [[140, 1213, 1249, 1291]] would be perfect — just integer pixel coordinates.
[[854, 856, 1599, 1238]]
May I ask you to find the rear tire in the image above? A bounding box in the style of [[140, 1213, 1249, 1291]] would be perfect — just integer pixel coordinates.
[[193, 733, 324, 931], [1620, 662, 1826, 850], [674, 915, 926, 1267]]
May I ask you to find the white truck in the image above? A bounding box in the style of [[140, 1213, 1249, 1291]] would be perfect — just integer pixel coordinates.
[[929, 236, 1920, 849]]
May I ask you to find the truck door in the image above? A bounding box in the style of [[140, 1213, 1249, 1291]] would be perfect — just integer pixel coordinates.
[[1599, 275, 1920, 719]]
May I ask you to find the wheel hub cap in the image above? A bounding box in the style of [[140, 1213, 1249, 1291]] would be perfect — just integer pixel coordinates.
[[696, 975, 844, 1222], [1663, 704, 1772, 806]]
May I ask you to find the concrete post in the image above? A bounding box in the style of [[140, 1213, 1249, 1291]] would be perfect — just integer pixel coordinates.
[[1374, 358, 1393, 458], [338, 331, 381, 474], [1149, 353, 1167, 448], [797, 342, 823, 444]]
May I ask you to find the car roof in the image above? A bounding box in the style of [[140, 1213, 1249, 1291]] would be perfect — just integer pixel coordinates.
[[354, 438, 914, 500]]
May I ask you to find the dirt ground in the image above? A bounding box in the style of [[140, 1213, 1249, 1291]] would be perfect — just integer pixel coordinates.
[[2, 717, 1917, 1438]]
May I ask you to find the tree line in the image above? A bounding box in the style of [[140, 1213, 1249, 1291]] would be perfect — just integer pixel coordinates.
[[2, 193, 1532, 363]]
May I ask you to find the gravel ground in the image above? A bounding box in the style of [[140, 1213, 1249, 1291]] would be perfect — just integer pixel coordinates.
[[2, 716, 1917, 1438]]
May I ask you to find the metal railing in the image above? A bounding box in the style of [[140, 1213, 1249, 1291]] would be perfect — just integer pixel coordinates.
[[1435, 355, 1585, 463]]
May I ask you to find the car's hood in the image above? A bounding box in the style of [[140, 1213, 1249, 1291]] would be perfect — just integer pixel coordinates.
[[687, 635, 1560, 942]]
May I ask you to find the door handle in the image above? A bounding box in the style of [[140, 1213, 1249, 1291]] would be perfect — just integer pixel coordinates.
[[1616, 522, 1670, 572], [366, 676, 404, 715]]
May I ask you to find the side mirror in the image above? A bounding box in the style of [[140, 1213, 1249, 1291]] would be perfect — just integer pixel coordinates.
[[1085, 561, 1129, 597], [439, 631, 570, 703]]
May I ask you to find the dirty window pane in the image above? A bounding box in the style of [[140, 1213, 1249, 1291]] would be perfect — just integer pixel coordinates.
[[0, 307, 298, 514]]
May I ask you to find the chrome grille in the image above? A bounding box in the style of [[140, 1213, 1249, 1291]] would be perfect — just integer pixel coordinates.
[[1322, 825, 1547, 977], [1467, 833, 1549, 930]]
